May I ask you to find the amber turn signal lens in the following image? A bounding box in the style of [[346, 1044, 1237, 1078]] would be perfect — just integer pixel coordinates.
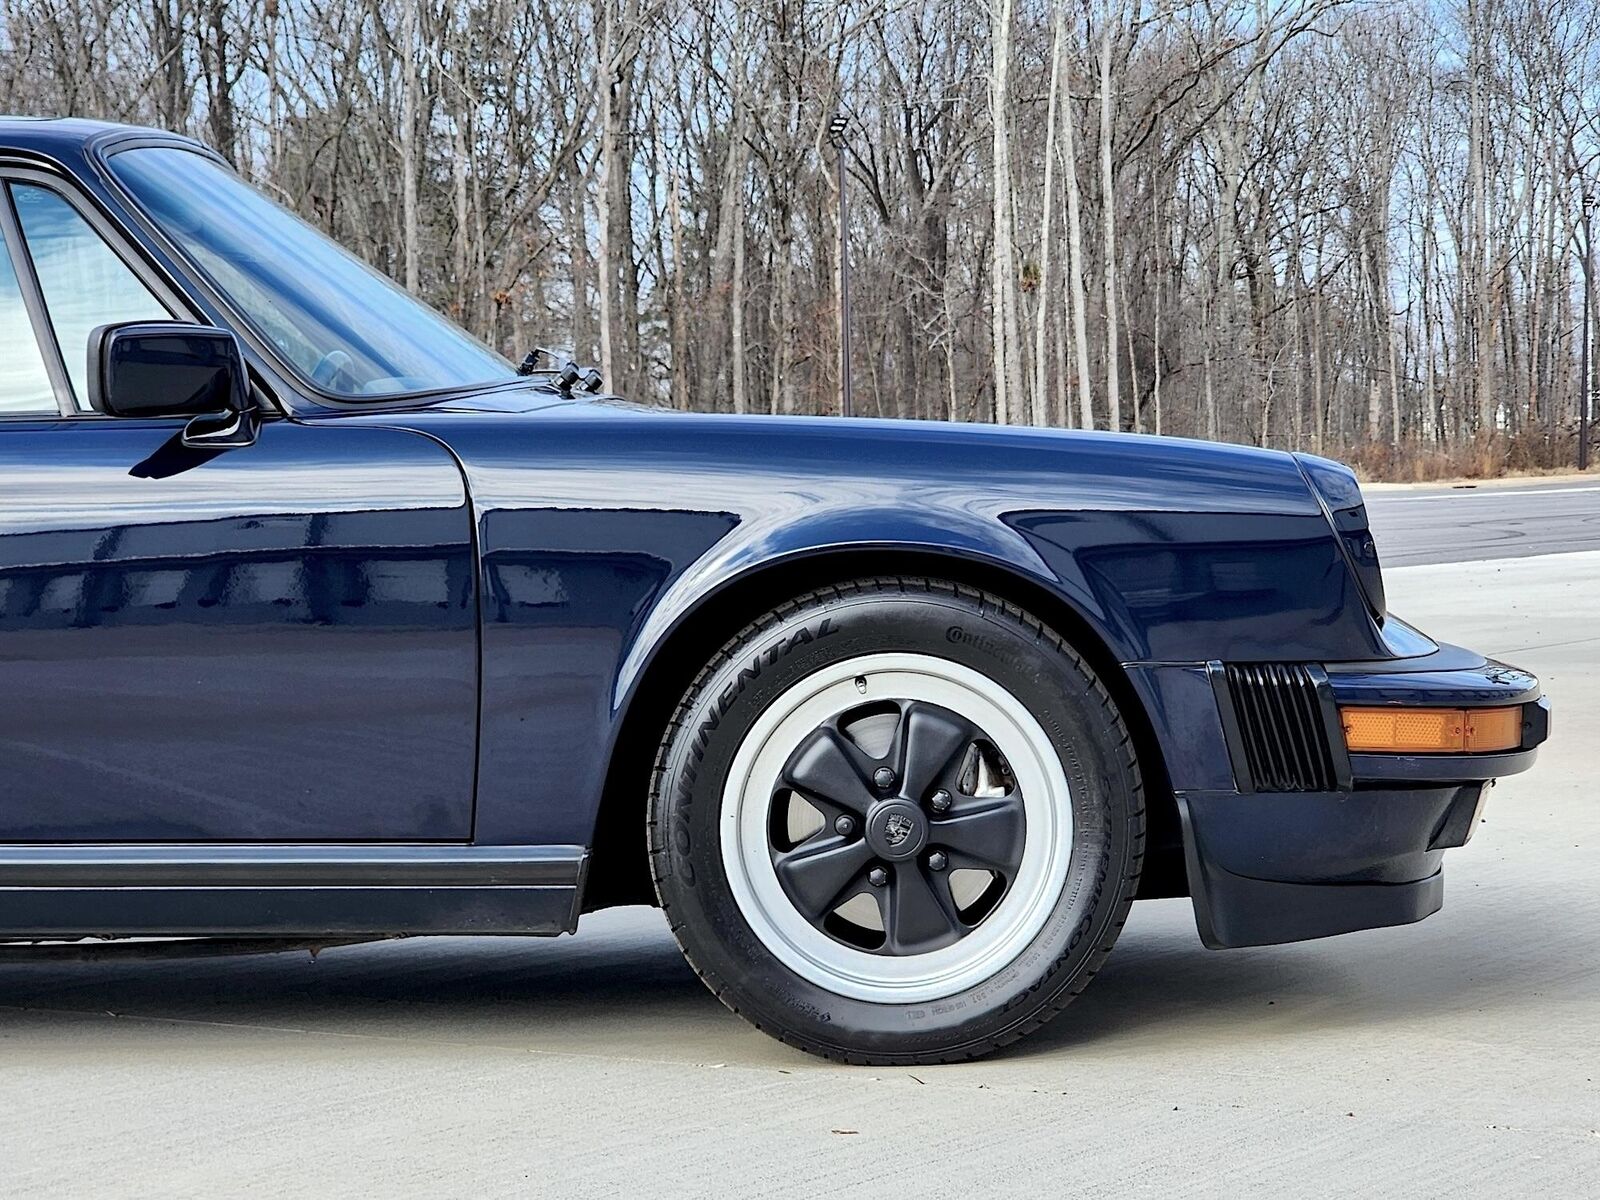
[[1339, 705, 1522, 754]]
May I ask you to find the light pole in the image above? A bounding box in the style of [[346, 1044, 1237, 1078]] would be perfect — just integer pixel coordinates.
[[828, 112, 853, 418], [1583, 191, 1594, 471]]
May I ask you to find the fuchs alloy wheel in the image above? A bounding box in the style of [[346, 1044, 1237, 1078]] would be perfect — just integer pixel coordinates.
[[725, 653, 1072, 1003], [649, 578, 1145, 1064]]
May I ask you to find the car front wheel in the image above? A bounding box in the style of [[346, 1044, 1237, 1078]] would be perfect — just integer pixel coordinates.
[[649, 577, 1144, 1064]]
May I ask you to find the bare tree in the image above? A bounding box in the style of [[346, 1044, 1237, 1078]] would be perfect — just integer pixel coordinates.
[[3, 0, 1597, 475]]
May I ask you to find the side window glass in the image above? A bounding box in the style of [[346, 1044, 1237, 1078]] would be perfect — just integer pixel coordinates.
[[10, 183, 170, 405], [0, 223, 56, 415]]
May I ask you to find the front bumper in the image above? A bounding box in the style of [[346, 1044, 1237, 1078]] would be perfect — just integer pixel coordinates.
[[1134, 640, 1548, 949]]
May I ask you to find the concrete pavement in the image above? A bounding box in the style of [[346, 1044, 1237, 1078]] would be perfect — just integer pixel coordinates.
[[1, 557, 1596, 1196]]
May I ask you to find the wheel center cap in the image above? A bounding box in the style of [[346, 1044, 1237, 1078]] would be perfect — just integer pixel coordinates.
[[866, 800, 927, 861]]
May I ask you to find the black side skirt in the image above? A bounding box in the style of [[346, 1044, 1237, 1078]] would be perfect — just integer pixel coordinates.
[[0, 844, 587, 938]]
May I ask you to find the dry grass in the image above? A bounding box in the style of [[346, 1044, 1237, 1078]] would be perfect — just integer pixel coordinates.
[[1344, 430, 1587, 483]]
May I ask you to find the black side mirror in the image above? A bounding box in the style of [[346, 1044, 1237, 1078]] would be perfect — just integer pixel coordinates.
[[87, 322, 258, 447]]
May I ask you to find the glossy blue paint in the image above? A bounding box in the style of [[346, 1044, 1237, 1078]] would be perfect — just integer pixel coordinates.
[[363, 403, 1388, 843], [1325, 657, 1540, 708], [1123, 664, 1237, 792], [0, 416, 477, 840], [0, 118, 1550, 952]]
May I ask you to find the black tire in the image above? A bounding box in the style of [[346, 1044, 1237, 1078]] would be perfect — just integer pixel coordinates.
[[648, 577, 1144, 1064]]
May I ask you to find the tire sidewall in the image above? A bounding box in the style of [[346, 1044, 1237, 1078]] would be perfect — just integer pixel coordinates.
[[652, 585, 1138, 1058]]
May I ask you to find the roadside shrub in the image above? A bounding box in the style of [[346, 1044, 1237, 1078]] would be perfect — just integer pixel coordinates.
[[1344, 429, 1585, 482]]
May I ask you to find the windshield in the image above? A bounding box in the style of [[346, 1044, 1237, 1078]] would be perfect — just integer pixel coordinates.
[[109, 146, 519, 399]]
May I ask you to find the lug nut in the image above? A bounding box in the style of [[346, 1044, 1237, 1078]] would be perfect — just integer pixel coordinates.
[[867, 866, 889, 887], [929, 789, 952, 814], [833, 815, 856, 837], [927, 851, 947, 871], [872, 766, 896, 791]]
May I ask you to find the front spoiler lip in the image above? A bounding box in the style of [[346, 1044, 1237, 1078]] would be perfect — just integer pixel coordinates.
[[1178, 780, 1484, 949], [1178, 788, 1447, 950]]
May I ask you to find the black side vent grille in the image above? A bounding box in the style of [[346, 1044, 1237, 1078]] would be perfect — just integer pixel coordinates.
[[1223, 664, 1339, 792]]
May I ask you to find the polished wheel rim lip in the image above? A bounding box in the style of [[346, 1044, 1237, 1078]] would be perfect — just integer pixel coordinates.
[[721, 652, 1074, 1005]]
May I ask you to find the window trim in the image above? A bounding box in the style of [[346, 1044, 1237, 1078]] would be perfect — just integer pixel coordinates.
[[0, 165, 198, 420], [0, 175, 72, 418]]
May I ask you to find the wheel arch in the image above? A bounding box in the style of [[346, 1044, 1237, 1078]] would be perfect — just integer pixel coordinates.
[[580, 547, 1183, 912]]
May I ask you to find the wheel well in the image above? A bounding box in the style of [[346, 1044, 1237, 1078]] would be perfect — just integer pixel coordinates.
[[580, 549, 1185, 912]]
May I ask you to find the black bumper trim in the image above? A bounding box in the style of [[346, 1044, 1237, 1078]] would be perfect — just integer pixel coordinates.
[[1348, 746, 1538, 782]]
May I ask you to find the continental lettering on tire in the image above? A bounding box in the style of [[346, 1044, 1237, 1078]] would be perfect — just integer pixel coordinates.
[[686, 618, 841, 886], [692, 699, 723, 758], [716, 616, 839, 716], [944, 623, 1030, 672], [671, 815, 695, 886]]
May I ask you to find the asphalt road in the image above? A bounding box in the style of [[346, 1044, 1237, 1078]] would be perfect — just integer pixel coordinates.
[[1367, 477, 1600, 566], [2, 488, 1597, 1196]]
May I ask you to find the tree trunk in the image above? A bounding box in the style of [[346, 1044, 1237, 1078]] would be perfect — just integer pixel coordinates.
[[597, 0, 642, 398], [565, 170, 595, 364], [399, 0, 419, 293], [1098, 27, 1121, 432], [1469, 0, 1494, 435], [989, 0, 1021, 424], [731, 180, 747, 415], [1030, 9, 1065, 428], [669, 173, 689, 410], [1061, 44, 1093, 429]]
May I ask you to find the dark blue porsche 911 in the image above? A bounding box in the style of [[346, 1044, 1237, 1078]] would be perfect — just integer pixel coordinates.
[[0, 118, 1549, 1063]]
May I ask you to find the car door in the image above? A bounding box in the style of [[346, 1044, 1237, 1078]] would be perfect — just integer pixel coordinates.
[[0, 169, 479, 842]]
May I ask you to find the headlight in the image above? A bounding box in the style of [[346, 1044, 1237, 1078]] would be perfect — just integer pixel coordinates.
[[1295, 453, 1386, 621]]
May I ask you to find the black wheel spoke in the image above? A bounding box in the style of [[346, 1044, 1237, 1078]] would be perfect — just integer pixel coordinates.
[[773, 695, 1029, 957], [782, 726, 877, 816], [774, 836, 874, 918], [881, 865, 962, 954], [892, 703, 977, 801], [935, 796, 1026, 874]]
